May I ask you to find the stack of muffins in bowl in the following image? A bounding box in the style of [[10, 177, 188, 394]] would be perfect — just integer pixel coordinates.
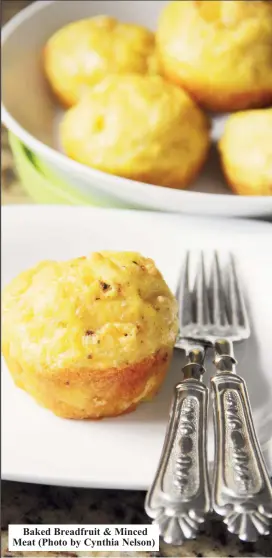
[[43, 0, 272, 196]]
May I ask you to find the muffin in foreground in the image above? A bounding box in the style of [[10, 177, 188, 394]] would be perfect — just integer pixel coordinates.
[[157, 0, 272, 112], [2, 251, 178, 419], [60, 75, 210, 189], [219, 109, 272, 197], [43, 16, 159, 107]]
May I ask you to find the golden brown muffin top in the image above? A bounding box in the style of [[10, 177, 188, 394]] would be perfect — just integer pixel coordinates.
[[219, 108, 272, 195], [60, 74, 210, 186], [2, 251, 178, 373], [44, 16, 159, 106], [157, 1, 272, 87], [159, 1, 272, 29], [220, 108, 272, 154], [192, 0, 272, 25]]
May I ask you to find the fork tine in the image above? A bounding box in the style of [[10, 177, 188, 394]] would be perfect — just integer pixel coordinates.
[[210, 251, 228, 327], [227, 254, 248, 328], [176, 251, 193, 326], [193, 252, 210, 325]]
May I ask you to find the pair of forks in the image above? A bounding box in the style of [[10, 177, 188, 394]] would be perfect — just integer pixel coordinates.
[[145, 252, 272, 545]]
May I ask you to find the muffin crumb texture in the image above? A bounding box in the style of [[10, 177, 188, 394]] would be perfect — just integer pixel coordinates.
[[2, 251, 178, 419]]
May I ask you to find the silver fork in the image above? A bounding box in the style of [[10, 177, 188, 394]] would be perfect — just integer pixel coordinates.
[[208, 252, 272, 542], [145, 253, 211, 546]]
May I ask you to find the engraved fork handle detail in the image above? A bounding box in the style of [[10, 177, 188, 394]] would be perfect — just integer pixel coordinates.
[[211, 339, 272, 542], [145, 348, 211, 546]]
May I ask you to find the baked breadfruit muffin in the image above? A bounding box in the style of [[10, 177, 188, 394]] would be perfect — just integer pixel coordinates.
[[2, 251, 178, 419], [219, 109, 272, 196], [157, 0, 272, 112], [60, 75, 210, 189], [43, 16, 159, 107]]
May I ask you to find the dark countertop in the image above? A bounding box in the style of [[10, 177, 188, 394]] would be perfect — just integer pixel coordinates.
[[2, 480, 272, 558], [1, 2, 272, 557]]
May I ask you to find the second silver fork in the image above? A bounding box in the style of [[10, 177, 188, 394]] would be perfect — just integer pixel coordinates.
[[207, 253, 272, 542]]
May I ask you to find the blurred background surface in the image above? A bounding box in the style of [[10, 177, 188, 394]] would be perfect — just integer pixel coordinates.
[[1, 1, 33, 204]]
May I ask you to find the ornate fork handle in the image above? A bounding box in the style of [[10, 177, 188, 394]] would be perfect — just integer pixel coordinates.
[[145, 348, 211, 546], [211, 339, 272, 542]]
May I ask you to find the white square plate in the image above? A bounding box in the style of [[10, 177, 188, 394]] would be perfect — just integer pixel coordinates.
[[2, 206, 272, 488]]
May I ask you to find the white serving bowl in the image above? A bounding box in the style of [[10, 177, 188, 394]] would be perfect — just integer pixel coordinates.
[[2, 0, 272, 217]]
